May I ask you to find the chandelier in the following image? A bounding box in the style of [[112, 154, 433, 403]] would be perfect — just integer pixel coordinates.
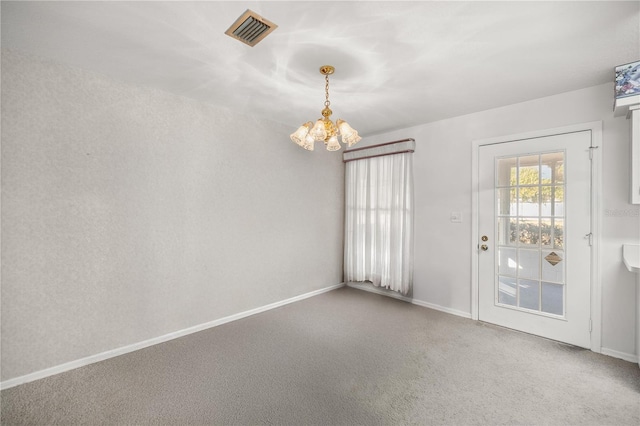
[[290, 65, 361, 151]]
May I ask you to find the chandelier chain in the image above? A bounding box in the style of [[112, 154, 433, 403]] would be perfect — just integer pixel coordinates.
[[324, 74, 330, 108]]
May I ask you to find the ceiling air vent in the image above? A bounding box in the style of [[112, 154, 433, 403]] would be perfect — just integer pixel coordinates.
[[225, 9, 277, 47]]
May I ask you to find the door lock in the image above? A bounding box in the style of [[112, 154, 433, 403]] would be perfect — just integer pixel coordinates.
[[481, 235, 488, 241]]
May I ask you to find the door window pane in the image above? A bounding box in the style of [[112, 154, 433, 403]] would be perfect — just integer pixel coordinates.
[[497, 158, 517, 187], [519, 187, 539, 216], [540, 164, 552, 185], [554, 219, 564, 249], [498, 276, 517, 306], [494, 151, 566, 318], [518, 155, 540, 185], [540, 218, 552, 248], [498, 247, 517, 276], [541, 152, 564, 184], [518, 218, 540, 246], [497, 188, 517, 216], [518, 249, 540, 279], [542, 250, 564, 283], [541, 185, 564, 216], [541, 282, 564, 315], [497, 217, 518, 246], [540, 186, 553, 216], [518, 279, 540, 310], [553, 186, 564, 216]]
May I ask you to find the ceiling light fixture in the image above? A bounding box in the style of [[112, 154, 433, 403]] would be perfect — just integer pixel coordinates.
[[290, 65, 361, 151]]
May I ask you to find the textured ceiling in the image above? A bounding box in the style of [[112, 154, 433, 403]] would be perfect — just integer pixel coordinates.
[[2, 1, 639, 137]]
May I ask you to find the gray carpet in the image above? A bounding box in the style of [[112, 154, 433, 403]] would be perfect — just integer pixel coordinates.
[[1, 286, 639, 425]]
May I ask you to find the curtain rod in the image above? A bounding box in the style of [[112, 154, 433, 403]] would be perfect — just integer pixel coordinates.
[[342, 138, 415, 163]]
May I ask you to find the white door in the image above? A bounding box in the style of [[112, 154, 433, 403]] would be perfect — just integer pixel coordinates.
[[478, 131, 592, 348]]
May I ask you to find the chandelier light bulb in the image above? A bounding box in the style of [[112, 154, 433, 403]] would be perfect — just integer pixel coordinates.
[[336, 119, 362, 147], [326, 135, 341, 151], [309, 119, 327, 142], [303, 133, 315, 151], [290, 121, 313, 146]]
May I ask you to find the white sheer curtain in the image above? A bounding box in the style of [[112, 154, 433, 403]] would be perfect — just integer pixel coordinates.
[[343, 141, 414, 296]]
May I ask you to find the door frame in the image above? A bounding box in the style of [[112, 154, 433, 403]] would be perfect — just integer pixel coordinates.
[[471, 121, 603, 353]]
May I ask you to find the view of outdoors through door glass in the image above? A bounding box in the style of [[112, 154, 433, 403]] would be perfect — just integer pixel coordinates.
[[496, 152, 565, 316]]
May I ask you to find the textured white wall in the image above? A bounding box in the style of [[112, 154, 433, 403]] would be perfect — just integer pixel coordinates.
[[1, 50, 345, 381], [361, 83, 639, 357]]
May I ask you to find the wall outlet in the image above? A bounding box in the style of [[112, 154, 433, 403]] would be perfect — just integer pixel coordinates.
[[450, 211, 462, 223]]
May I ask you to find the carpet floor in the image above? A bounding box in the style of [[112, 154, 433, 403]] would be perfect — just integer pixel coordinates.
[[1, 286, 639, 425]]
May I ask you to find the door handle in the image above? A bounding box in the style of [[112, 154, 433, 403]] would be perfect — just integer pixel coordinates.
[[480, 244, 489, 251]]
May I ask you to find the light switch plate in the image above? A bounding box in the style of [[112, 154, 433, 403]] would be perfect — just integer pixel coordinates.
[[450, 211, 462, 223]]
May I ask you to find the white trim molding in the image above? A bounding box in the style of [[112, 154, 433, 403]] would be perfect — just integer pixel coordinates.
[[411, 298, 473, 319], [600, 347, 639, 364], [346, 282, 472, 319], [471, 121, 603, 354], [0, 283, 345, 391]]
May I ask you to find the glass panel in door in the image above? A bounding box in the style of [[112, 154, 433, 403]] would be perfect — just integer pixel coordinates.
[[495, 151, 566, 317]]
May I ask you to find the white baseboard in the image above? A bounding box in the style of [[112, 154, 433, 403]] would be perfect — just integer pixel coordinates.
[[600, 347, 639, 364], [0, 283, 345, 391], [410, 298, 473, 319], [347, 281, 413, 302], [346, 282, 472, 319]]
